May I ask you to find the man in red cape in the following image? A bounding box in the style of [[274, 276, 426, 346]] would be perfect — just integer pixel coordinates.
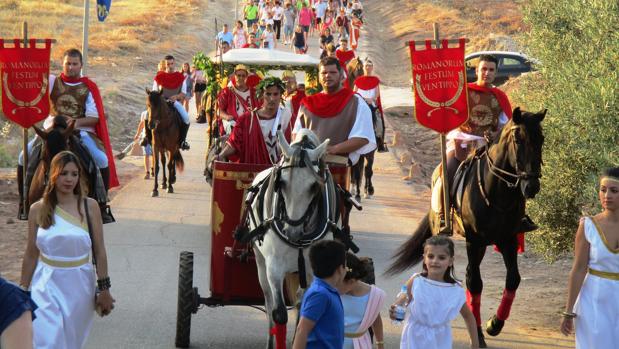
[[281, 70, 306, 128], [17, 48, 117, 222], [335, 38, 355, 79], [216, 77, 291, 164], [216, 64, 259, 136], [294, 56, 376, 252]]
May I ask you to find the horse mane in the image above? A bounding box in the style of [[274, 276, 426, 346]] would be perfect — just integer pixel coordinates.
[[347, 57, 364, 87]]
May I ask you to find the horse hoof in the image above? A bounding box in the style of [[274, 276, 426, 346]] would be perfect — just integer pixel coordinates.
[[486, 314, 505, 337], [477, 326, 487, 348], [167, 187, 174, 193], [151, 190, 159, 197], [161, 183, 167, 189]]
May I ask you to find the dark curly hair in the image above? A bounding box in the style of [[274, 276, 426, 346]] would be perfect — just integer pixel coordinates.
[[344, 252, 370, 281]]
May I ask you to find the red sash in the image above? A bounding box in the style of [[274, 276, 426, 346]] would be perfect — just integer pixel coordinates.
[[154, 71, 185, 89], [301, 88, 354, 118], [59, 74, 119, 188], [467, 83, 513, 118]]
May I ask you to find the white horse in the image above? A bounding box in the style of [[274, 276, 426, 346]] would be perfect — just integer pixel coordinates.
[[244, 129, 340, 349]]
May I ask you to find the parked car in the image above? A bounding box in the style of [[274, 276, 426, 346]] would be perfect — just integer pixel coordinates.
[[465, 51, 537, 86]]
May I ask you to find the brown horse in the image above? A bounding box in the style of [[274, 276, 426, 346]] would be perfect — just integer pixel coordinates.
[[145, 89, 185, 197]]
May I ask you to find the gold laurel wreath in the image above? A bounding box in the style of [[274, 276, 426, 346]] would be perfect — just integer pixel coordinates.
[[2, 72, 48, 114], [415, 71, 464, 116]]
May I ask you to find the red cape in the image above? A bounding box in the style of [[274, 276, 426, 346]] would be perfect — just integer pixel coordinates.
[[467, 82, 513, 118], [354, 75, 383, 117], [301, 88, 354, 118], [336, 49, 355, 69], [154, 71, 185, 89], [289, 89, 306, 126], [59, 74, 119, 188], [227, 110, 291, 165]]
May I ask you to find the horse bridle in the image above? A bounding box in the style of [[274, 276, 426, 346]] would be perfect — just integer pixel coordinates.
[[477, 126, 542, 206]]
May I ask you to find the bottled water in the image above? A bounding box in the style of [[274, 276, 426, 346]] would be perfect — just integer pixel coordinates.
[[392, 285, 408, 325]]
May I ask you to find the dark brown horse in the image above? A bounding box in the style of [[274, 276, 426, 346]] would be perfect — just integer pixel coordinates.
[[145, 89, 185, 197], [386, 108, 546, 347]]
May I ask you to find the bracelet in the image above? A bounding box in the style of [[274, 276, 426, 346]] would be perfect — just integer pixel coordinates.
[[561, 311, 577, 319], [375, 340, 384, 345], [97, 277, 111, 291]]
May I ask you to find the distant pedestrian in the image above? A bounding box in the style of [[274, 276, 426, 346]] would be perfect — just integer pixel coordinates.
[[340, 253, 385, 349], [298, 2, 313, 42], [272, 1, 284, 40], [135, 111, 153, 179], [233, 20, 248, 48], [244, 0, 260, 27], [293, 25, 307, 54], [180, 62, 193, 112], [261, 24, 276, 49], [560, 167, 619, 348], [292, 240, 347, 349], [216, 23, 234, 46], [282, 2, 296, 45], [389, 236, 479, 349], [191, 65, 207, 119]]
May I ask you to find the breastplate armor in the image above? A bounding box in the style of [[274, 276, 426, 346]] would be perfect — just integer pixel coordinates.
[[49, 79, 89, 119], [460, 90, 502, 136]]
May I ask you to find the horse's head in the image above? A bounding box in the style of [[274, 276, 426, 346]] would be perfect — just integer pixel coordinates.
[[145, 88, 164, 130], [273, 129, 329, 239], [33, 116, 75, 166], [496, 107, 546, 199], [347, 57, 364, 86]]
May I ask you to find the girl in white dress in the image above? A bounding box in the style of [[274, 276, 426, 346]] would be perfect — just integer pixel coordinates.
[[561, 167, 619, 348], [20, 151, 115, 349], [392, 236, 479, 349]]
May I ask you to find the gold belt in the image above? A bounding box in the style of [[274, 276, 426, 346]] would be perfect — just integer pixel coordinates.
[[588, 268, 619, 281], [344, 331, 366, 338], [40, 255, 89, 268]]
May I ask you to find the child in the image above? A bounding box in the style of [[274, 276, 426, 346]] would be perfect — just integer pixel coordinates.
[[340, 253, 385, 349], [261, 24, 276, 49], [293, 240, 347, 349], [391, 236, 479, 349], [134, 111, 153, 179], [293, 25, 307, 54]]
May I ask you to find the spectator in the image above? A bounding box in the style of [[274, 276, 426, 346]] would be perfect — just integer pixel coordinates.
[[261, 24, 277, 49], [282, 2, 296, 45], [340, 253, 385, 349], [292, 240, 347, 349], [244, 0, 260, 28], [319, 27, 334, 53], [242, 32, 261, 48], [321, 9, 334, 33], [135, 111, 153, 179], [292, 25, 307, 54], [314, 0, 328, 30], [20, 151, 115, 348], [233, 20, 248, 48], [272, 1, 284, 41], [180, 62, 193, 112], [298, 2, 313, 42], [191, 65, 207, 120], [216, 23, 234, 46], [335, 7, 349, 36], [0, 277, 37, 349]]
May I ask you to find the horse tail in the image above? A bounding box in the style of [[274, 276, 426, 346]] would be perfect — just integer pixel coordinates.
[[384, 213, 432, 276], [173, 150, 184, 172]]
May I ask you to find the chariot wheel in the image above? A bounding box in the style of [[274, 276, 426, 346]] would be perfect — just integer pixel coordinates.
[[175, 251, 197, 348]]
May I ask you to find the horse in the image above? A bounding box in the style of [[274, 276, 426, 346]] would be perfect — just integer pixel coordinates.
[[25, 116, 110, 220], [347, 57, 378, 200], [145, 89, 185, 197], [240, 129, 338, 348], [386, 108, 546, 347]]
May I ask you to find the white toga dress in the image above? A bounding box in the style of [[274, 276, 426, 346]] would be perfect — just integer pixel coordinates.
[[400, 274, 465, 349], [31, 207, 96, 349], [573, 217, 619, 349]]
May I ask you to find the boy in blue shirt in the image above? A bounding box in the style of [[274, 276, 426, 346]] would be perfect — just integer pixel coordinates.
[[293, 240, 347, 349]]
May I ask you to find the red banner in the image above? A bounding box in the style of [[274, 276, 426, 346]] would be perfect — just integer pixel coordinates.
[[0, 39, 52, 128], [409, 39, 468, 134]]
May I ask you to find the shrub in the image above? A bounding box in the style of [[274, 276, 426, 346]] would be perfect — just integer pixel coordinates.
[[512, 0, 619, 260]]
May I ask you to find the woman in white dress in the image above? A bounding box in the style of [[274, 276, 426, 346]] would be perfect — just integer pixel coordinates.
[[560, 167, 619, 348], [390, 236, 479, 349], [20, 151, 115, 349]]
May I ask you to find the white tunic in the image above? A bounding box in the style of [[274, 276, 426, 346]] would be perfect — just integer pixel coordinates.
[[573, 217, 619, 349], [400, 274, 465, 349], [31, 207, 95, 349]]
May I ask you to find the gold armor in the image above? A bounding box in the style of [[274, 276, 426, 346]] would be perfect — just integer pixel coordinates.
[[49, 78, 89, 119], [459, 89, 502, 136]]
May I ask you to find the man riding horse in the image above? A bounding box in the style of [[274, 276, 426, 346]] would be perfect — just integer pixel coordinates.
[[294, 56, 376, 250], [441, 54, 537, 233], [151, 55, 191, 151], [17, 48, 118, 222]]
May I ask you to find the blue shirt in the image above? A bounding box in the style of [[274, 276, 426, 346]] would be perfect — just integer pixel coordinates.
[[216, 31, 234, 45], [300, 277, 344, 349]]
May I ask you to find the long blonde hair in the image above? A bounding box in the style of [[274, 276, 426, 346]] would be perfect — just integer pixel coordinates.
[[37, 151, 87, 229]]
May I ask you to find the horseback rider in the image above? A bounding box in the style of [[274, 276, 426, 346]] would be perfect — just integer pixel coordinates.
[[281, 70, 306, 128], [294, 56, 376, 250], [17, 48, 118, 219], [216, 76, 292, 165], [151, 55, 191, 151], [442, 54, 537, 232], [216, 64, 259, 136]]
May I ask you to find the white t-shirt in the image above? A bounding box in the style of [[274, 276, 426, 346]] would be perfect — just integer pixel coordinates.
[[293, 94, 376, 164], [272, 6, 284, 21], [43, 75, 98, 133]]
